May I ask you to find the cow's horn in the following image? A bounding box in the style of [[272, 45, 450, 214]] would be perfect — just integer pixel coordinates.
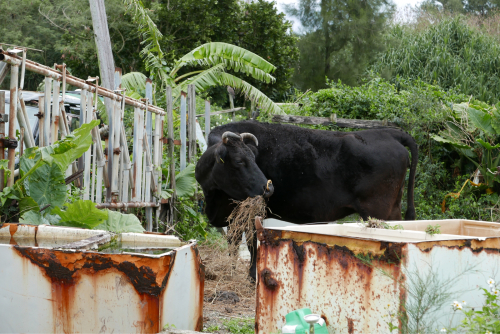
[[222, 131, 241, 144], [240, 133, 258, 146]]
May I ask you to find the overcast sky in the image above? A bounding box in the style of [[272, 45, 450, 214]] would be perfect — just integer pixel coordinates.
[[274, 0, 424, 31]]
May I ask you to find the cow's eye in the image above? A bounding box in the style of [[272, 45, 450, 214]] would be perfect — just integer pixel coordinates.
[[235, 159, 244, 165]]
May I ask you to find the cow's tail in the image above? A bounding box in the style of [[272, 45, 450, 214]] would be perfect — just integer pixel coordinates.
[[393, 130, 418, 220]]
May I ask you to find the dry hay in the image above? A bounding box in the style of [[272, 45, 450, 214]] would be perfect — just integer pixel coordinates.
[[198, 195, 268, 303], [226, 195, 267, 249]]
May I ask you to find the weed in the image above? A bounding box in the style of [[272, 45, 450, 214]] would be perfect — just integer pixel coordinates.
[[222, 318, 254, 334], [359, 216, 404, 230], [204, 324, 220, 332], [425, 224, 441, 235]]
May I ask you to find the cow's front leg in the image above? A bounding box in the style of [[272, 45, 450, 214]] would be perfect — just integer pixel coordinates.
[[247, 225, 258, 283]]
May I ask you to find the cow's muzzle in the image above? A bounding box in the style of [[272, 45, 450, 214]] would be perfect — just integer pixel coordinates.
[[263, 180, 274, 199]]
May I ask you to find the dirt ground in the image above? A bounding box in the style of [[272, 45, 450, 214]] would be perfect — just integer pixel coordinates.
[[198, 241, 256, 333]]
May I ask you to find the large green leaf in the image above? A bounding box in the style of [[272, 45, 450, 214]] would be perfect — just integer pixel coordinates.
[[19, 197, 39, 216], [174, 42, 276, 81], [121, 72, 147, 99], [29, 163, 66, 209], [0, 159, 10, 185], [0, 186, 19, 206], [175, 164, 197, 198], [468, 107, 495, 135], [476, 138, 500, 150], [94, 210, 145, 233], [19, 210, 48, 226], [37, 120, 99, 171], [431, 135, 471, 149], [52, 200, 108, 229], [172, 63, 226, 98]]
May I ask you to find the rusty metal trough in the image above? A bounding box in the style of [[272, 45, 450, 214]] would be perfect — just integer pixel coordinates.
[[0, 223, 204, 333], [255, 218, 500, 333]]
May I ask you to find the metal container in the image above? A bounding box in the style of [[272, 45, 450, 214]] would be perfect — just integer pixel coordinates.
[[0, 223, 204, 333], [255, 218, 500, 334]]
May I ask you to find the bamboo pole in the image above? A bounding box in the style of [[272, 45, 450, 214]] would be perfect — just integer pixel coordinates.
[[0, 52, 165, 114]]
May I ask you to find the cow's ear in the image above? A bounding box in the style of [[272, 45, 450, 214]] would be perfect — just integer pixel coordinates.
[[215, 144, 227, 164], [242, 137, 258, 157]]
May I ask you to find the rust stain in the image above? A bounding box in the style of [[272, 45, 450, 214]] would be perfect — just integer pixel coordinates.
[[261, 268, 279, 290], [9, 224, 18, 245], [14, 246, 177, 334], [256, 228, 407, 334], [415, 238, 500, 254], [347, 317, 354, 334], [51, 278, 76, 334], [281, 230, 390, 258], [190, 246, 205, 331]]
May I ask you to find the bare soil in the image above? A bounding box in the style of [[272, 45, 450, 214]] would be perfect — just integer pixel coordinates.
[[198, 241, 256, 333]]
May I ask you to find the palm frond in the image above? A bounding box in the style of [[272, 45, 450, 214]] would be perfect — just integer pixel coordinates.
[[173, 43, 276, 83]]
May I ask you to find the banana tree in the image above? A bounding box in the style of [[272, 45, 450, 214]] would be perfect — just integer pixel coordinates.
[[123, 0, 282, 115]]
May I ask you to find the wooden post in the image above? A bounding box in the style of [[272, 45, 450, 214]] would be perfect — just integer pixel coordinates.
[[166, 86, 176, 225], [145, 79, 153, 231], [7, 64, 18, 186], [229, 92, 235, 122], [38, 96, 45, 147], [132, 107, 144, 202], [180, 91, 187, 171], [0, 63, 10, 86], [43, 76, 52, 146], [0, 91, 5, 192], [89, 0, 115, 203], [81, 90, 91, 200], [188, 84, 196, 164], [51, 78, 60, 144], [205, 100, 210, 142]]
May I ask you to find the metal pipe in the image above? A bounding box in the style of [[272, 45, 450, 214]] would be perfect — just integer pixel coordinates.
[[7, 64, 18, 186], [95, 202, 159, 209], [51, 78, 60, 143], [43, 76, 52, 146], [0, 52, 165, 115]]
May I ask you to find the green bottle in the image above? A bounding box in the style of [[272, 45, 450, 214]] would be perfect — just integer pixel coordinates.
[[281, 308, 329, 334]]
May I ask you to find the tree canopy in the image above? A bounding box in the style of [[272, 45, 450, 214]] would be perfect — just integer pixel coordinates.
[[285, 0, 394, 91]]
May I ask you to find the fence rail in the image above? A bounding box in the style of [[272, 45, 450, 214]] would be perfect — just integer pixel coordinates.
[[0, 49, 174, 231]]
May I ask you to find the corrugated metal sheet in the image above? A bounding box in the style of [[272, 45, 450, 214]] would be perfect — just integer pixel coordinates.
[[0, 224, 204, 333], [255, 219, 500, 334]]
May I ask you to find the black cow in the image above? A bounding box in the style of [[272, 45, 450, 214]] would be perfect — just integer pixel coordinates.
[[195, 120, 418, 279]]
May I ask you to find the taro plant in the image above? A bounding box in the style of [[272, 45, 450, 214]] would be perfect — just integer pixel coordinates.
[[432, 100, 500, 189], [0, 119, 144, 233]]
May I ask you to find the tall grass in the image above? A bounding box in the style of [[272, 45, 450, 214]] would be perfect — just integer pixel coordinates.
[[373, 12, 500, 103]]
